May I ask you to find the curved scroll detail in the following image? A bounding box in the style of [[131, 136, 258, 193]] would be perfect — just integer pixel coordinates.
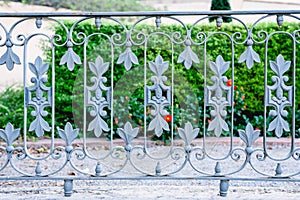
[[87, 56, 111, 137], [267, 54, 292, 138], [146, 55, 171, 137], [206, 55, 231, 137], [238, 38, 260, 69], [117, 122, 139, 151], [0, 39, 21, 71], [26, 56, 51, 138]]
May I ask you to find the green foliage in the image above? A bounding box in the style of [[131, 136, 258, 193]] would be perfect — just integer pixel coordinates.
[[9, 0, 155, 11], [0, 87, 24, 131], [48, 21, 300, 140], [209, 0, 232, 23], [2, 20, 300, 140]]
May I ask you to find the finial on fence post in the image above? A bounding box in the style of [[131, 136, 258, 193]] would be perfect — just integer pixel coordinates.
[[64, 179, 74, 197]]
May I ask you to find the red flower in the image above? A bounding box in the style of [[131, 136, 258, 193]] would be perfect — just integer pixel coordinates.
[[226, 79, 237, 90], [164, 114, 172, 123], [255, 128, 260, 131], [226, 79, 232, 86]]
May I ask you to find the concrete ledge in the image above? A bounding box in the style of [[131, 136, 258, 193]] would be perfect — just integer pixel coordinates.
[[3, 137, 300, 150]]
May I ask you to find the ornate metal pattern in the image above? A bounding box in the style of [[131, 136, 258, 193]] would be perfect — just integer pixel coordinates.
[[117, 41, 139, 71], [177, 39, 199, 69], [0, 11, 300, 197], [146, 55, 171, 137], [0, 123, 20, 149], [57, 122, 79, 152], [178, 122, 199, 152], [0, 39, 21, 71], [86, 56, 111, 137], [238, 38, 261, 69], [25, 56, 51, 138], [206, 55, 231, 137], [267, 54, 292, 138], [117, 122, 139, 151], [238, 123, 260, 154], [60, 40, 82, 71]]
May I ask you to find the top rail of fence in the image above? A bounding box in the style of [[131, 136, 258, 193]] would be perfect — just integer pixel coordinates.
[[1, 10, 300, 17]]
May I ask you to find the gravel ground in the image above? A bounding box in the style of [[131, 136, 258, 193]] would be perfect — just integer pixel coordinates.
[[1, 143, 300, 199], [0, 179, 300, 199]]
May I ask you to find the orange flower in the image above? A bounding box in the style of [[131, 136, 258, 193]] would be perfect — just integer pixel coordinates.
[[164, 114, 172, 123]]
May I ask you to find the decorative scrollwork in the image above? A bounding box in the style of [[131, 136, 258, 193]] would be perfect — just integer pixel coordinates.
[[87, 55, 111, 137], [146, 55, 171, 137], [26, 56, 51, 138], [206, 55, 231, 137], [267, 54, 292, 138]]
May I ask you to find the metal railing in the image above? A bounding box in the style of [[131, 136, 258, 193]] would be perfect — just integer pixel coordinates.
[[0, 10, 300, 197]]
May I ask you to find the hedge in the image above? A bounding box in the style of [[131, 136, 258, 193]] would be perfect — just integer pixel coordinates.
[[1, 20, 300, 140]]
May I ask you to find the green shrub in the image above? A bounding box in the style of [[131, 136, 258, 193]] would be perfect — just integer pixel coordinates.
[[46, 20, 300, 140], [2, 20, 300, 140], [0, 87, 24, 133]]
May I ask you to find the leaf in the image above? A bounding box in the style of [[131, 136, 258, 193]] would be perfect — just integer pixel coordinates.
[[177, 46, 199, 69], [57, 122, 79, 146], [57, 127, 67, 142], [149, 55, 169, 76], [238, 130, 247, 145], [0, 123, 20, 146], [238, 46, 261, 69], [88, 115, 109, 137], [117, 122, 139, 144], [89, 56, 109, 77], [178, 122, 199, 145], [270, 55, 291, 76], [29, 56, 49, 79], [29, 115, 50, 138], [59, 48, 81, 71], [209, 55, 229, 76], [238, 123, 260, 147], [0, 47, 21, 71], [117, 48, 138, 71], [29, 62, 38, 77], [148, 114, 169, 137]]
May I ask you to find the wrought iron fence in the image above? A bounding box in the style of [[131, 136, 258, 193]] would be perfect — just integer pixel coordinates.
[[0, 10, 300, 197]]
